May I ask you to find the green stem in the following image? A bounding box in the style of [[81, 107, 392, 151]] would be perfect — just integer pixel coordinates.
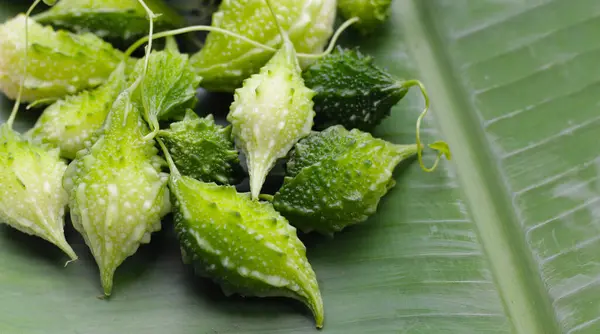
[[298, 17, 360, 60], [125, 25, 277, 58], [26, 97, 58, 110], [156, 137, 181, 177], [8, 0, 44, 129], [264, 0, 289, 43], [135, 0, 158, 136], [165, 35, 179, 52], [142, 122, 160, 142], [123, 18, 359, 61], [258, 194, 274, 202], [136, 0, 156, 80], [403, 79, 450, 173]]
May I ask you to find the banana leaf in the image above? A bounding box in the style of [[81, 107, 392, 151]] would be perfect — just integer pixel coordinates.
[[1, 0, 598, 333]]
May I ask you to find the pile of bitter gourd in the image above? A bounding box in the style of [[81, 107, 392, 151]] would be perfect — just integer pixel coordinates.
[[0, 0, 450, 328]]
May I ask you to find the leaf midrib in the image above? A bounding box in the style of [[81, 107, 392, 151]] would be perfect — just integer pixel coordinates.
[[396, 1, 561, 333]]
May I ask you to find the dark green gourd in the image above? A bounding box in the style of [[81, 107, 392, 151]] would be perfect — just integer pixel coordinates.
[[303, 47, 408, 132], [158, 111, 244, 185], [273, 125, 418, 235]]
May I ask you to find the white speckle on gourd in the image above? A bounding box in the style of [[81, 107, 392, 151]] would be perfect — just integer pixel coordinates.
[[0, 125, 76, 260], [0, 15, 124, 102], [171, 177, 324, 326], [190, 0, 336, 91], [228, 37, 315, 199], [64, 90, 169, 296]]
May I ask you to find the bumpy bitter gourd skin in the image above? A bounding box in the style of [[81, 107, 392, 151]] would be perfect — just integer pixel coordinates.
[[0, 124, 76, 260], [273, 126, 417, 235], [337, 0, 392, 35], [158, 111, 244, 185], [0, 14, 125, 102], [303, 47, 407, 132], [63, 88, 170, 296], [27, 64, 127, 160], [228, 38, 315, 199], [170, 175, 324, 327], [34, 0, 184, 43], [190, 0, 336, 91]]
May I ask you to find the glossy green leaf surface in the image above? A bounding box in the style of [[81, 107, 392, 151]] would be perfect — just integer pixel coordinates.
[[1, 0, 599, 333]]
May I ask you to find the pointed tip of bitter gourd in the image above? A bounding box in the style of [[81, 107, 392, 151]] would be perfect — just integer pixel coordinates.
[[171, 176, 324, 326], [249, 164, 269, 200], [54, 234, 78, 262], [228, 38, 315, 200], [310, 289, 325, 328], [101, 265, 116, 297], [0, 124, 77, 261], [398, 144, 419, 159]]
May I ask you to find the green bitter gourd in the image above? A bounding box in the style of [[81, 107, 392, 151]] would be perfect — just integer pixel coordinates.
[[338, 0, 392, 35], [27, 63, 127, 159], [0, 14, 125, 102], [34, 0, 184, 43], [63, 85, 170, 296], [228, 34, 315, 199], [303, 47, 410, 132], [158, 110, 244, 185], [164, 154, 324, 327], [190, 0, 336, 91], [273, 125, 418, 235]]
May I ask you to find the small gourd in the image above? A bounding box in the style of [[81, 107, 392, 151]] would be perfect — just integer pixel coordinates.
[[165, 157, 324, 327], [303, 47, 411, 132], [190, 0, 336, 91], [34, 0, 184, 43], [0, 14, 125, 102], [27, 64, 127, 159], [228, 34, 315, 199], [337, 0, 392, 35], [0, 124, 76, 260], [158, 110, 244, 185], [272, 125, 418, 235], [63, 85, 170, 296]]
